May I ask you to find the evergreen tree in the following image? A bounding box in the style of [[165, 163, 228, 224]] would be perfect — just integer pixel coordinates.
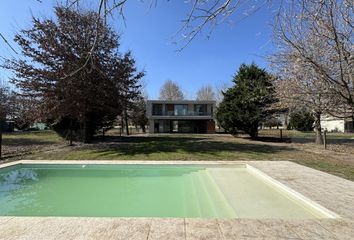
[[131, 98, 148, 133], [216, 63, 277, 138], [111, 52, 145, 135]]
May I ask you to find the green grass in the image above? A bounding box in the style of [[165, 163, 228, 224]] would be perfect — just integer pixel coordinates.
[[3, 130, 63, 146], [2, 131, 354, 181], [29, 134, 296, 161], [293, 159, 354, 181], [259, 129, 354, 139], [1, 131, 64, 159]]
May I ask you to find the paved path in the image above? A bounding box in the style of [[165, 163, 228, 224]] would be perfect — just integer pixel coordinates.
[[0, 160, 354, 239]]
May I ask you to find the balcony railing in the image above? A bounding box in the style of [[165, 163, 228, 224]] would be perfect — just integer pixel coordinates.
[[152, 110, 211, 116]]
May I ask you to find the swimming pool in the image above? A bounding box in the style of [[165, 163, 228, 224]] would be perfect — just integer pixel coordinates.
[[0, 163, 338, 218]]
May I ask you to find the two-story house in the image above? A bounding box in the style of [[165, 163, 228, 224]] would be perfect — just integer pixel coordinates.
[[146, 100, 216, 133]]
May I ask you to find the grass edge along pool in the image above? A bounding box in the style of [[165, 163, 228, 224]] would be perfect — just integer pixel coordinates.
[[0, 163, 339, 219]]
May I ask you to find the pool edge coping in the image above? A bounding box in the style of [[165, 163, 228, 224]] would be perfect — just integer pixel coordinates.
[[246, 164, 340, 219]]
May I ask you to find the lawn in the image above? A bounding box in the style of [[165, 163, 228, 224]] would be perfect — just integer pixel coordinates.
[[3, 131, 63, 145], [1, 131, 64, 159], [1, 130, 354, 181], [259, 129, 354, 141]]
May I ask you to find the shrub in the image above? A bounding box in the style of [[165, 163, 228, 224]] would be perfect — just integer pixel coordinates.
[[289, 110, 314, 131]]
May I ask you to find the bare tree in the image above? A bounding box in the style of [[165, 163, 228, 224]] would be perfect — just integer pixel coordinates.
[[0, 81, 11, 159], [271, 52, 336, 144], [159, 79, 184, 100], [215, 81, 231, 106], [63, 0, 271, 49], [196, 85, 215, 101], [274, 0, 354, 123]]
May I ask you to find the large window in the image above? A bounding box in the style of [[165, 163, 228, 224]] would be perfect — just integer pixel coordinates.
[[152, 104, 163, 115], [194, 104, 207, 116], [174, 104, 188, 116]]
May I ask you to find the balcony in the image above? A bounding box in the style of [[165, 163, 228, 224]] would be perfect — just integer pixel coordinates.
[[150, 103, 214, 118], [164, 110, 209, 116]]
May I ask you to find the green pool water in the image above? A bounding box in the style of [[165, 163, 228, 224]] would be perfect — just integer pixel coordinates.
[[0, 164, 235, 218], [0, 164, 332, 218]]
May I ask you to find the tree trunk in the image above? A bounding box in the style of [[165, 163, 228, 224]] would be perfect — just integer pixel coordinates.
[[120, 118, 123, 137], [83, 119, 89, 143], [314, 112, 323, 144], [69, 120, 73, 146], [248, 125, 258, 139], [284, 113, 288, 129], [124, 110, 129, 136], [69, 128, 73, 146]]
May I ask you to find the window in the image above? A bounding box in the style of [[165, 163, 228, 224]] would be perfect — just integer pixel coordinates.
[[166, 104, 174, 116], [152, 104, 163, 115], [194, 104, 207, 115], [174, 105, 188, 116]]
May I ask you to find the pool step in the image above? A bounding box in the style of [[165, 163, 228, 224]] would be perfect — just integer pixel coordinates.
[[189, 169, 236, 218], [183, 172, 202, 217]]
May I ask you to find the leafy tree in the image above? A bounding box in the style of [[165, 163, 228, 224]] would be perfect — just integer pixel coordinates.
[[4, 7, 143, 143], [289, 109, 315, 132], [159, 80, 184, 100], [196, 85, 215, 101], [216, 63, 277, 138]]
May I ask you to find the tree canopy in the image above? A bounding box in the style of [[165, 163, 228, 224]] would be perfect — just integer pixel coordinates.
[[159, 79, 184, 100], [4, 7, 144, 142], [196, 85, 215, 101], [289, 109, 315, 132], [216, 63, 277, 138]]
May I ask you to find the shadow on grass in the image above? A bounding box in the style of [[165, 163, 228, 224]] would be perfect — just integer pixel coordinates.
[[85, 135, 295, 158], [2, 138, 59, 146], [93, 135, 209, 143]]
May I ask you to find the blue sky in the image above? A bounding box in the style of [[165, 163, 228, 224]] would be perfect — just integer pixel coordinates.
[[0, 0, 275, 99]]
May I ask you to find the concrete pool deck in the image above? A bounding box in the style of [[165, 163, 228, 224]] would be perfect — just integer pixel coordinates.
[[1, 160, 354, 239]]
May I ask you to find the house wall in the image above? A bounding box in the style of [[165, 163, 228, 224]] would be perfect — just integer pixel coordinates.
[[146, 100, 216, 134], [149, 120, 154, 133], [207, 120, 216, 134], [321, 118, 345, 132]]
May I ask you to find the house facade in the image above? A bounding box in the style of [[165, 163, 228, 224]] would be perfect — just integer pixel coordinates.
[[321, 115, 354, 133], [146, 100, 216, 133]]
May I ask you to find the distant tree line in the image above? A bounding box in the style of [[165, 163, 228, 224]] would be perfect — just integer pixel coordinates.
[[158, 79, 217, 101]]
